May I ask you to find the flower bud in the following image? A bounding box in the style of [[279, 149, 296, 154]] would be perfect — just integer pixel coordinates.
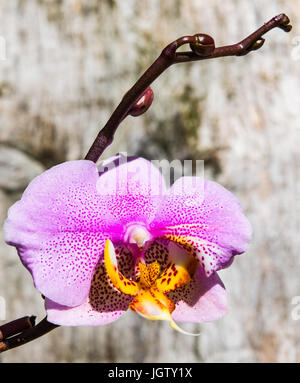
[[190, 34, 215, 56], [129, 86, 154, 117]]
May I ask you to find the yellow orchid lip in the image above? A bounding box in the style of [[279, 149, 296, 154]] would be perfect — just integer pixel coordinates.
[[104, 239, 140, 296], [104, 238, 200, 335]]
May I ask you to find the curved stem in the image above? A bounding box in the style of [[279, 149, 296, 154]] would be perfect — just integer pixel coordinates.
[[0, 317, 58, 353], [84, 52, 174, 162], [0, 316, 36, 341], [85, 13, 291, 163]]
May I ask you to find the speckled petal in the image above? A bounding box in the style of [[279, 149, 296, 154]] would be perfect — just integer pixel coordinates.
[[4, 160, 115, 307], [150, 177, 252, 276], [168, 267, 227, 323], [45, 298, 127, 326], [97, 156, 166, 230], [45, 263, 130, 326]]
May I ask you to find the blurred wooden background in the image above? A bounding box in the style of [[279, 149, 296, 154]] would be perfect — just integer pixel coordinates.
[[0, 0, 299, 362]]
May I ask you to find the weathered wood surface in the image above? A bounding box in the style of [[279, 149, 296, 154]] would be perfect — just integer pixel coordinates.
[[0, 0, 299, 362]]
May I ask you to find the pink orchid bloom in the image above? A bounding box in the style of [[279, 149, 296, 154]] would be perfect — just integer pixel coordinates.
[[4, 155, 251, 333]]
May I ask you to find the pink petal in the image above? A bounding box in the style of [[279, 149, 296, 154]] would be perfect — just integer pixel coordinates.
[[4, 157, 165, 307], [97, 156, 166, 230], [45, 252, 133, 325], [150, 177, 252, 276], [4, 160, 114, 306], [46, 298, 127, 326], [169, 267, 227, 323]]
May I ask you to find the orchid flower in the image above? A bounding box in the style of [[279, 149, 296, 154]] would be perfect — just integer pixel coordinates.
[[4, 155, 251, 334], [0, 13, 291, 352]]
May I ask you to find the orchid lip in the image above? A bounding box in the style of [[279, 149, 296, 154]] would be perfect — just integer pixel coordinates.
[[104, 238, 201, 335]]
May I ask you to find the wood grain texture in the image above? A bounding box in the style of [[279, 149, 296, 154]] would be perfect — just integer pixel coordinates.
[[0, 0, 299, 362]]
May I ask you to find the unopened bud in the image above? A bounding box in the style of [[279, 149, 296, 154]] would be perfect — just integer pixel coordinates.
[[190, 34, 215, 56], [129, 86, 154, 117]]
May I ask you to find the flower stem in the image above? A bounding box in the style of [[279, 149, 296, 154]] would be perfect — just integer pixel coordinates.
[[0, 317, 58, 353], [0, 316, 36, 341], [84, 13, 291, 163]]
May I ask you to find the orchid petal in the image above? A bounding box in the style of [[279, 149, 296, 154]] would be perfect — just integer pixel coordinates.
[[150, 177, 252, 276], [46, 242, 139, 325], [168, 266, 227, 323], [4, 160, 116, 306], [46, 259, 132, 326], [98, 156, 166, 230]]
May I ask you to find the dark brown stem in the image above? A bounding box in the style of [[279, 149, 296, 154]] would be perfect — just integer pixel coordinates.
[[0, 316, 36, 341], [0, 317, 58, 353], [84, 13, 291, 163]]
